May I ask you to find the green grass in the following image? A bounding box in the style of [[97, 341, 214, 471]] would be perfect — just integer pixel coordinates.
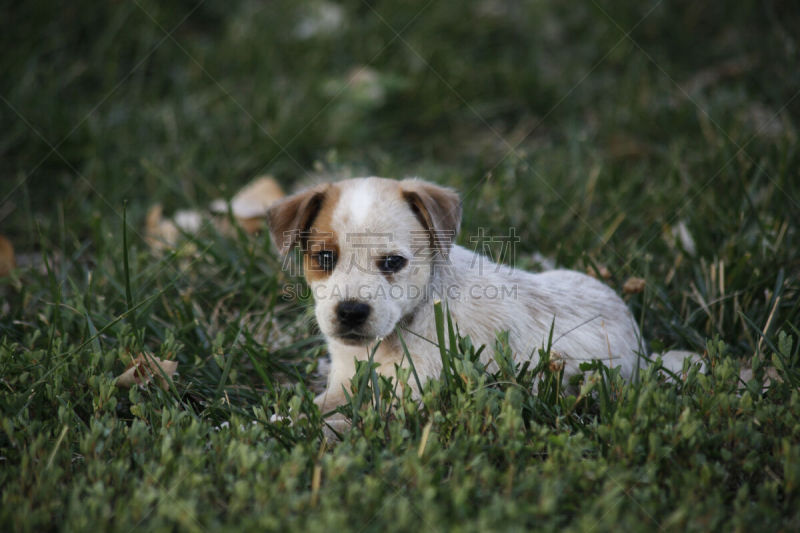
[[2, 0, 800, 530]]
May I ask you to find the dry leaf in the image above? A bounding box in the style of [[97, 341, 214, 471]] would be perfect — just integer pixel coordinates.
[[548, 350, 566, 373], [116, 353, 178, 390], [145, 176, 285, 251], [209, 176, 285, 234], [623, 277, 646, 294], [586, 264, 611, 280], [0, 235, 15, 276], [145, 204, 204, 252], [145, 204, 180, 251]]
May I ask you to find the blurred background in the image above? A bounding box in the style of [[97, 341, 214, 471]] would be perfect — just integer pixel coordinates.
[[3, 1, 798, 228], [1, 0, 799, 353]]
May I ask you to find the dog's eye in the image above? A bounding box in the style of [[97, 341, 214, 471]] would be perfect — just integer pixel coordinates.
[[314, 250, 337, 272], [379, 255, 407, 274]]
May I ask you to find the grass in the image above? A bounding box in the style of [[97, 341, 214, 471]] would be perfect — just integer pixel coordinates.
[[2, 0, 800, 530]]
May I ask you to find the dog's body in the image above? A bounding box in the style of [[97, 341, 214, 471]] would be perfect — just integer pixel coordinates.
[[322, 245, 643, 410], [268, 177, 685, 414]]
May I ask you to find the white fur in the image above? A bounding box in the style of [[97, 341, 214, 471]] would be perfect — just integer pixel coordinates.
[[342, 178, 378, 226]]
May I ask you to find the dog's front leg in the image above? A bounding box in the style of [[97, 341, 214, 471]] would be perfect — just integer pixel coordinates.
[[314, 386, 351, 439], [270, 387, 350, 439], [313, 387, 348, 413]]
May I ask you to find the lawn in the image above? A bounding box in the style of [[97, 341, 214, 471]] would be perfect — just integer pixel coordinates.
[[1, 0, 799, 530]]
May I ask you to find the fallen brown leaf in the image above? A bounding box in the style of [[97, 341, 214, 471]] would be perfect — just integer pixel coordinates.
[[144, 204, 180, 251], [210, 175, 285, 234], [586, 264, 611, 280], [0, 235, 15, 276], [116, 353, 178, 390], [623, 277, 646, 294], [145, 176, 285, 251], [145, 204, 204, 253], [548, 350, 566, 373]]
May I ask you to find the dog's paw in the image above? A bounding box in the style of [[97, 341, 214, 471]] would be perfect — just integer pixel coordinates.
[[269, 413, 289, 424], [269, 411, 350, 441], [321, 415, 351, 441]]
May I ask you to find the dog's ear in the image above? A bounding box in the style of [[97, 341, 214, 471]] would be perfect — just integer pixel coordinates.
[[401, 179, 462, 257], [266, 184, 329, 254]]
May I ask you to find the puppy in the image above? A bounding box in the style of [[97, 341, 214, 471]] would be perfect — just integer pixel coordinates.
[[267, 177, 691, 416]]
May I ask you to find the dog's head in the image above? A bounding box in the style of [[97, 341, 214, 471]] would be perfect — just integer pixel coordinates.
[[267, 177, 461, 345]]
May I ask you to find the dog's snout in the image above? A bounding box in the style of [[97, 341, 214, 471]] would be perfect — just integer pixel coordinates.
[[336, 300, 371, 328]]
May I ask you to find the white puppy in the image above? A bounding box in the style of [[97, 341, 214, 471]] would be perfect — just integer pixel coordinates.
[[268, 177, 691, 415]]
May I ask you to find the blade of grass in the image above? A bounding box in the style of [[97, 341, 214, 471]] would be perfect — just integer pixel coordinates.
[[122, 201, 140, 346], [433, 300, 451, 389]]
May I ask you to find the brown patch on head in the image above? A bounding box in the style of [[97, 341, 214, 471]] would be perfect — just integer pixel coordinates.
[[266, 183, 343, 282], [302, 186, 341, 282], [267, 184, 328, 252], [400, 179, 462, 259]]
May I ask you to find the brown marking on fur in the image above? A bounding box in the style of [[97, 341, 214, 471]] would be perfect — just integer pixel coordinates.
[[266, 183, 343, 282], [400, 180, 462, 259], [302, 186, 342, 282], [267, 183, 330, 253]]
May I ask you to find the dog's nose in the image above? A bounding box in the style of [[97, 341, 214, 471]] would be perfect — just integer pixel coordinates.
[[336, 300, 371, 328]]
